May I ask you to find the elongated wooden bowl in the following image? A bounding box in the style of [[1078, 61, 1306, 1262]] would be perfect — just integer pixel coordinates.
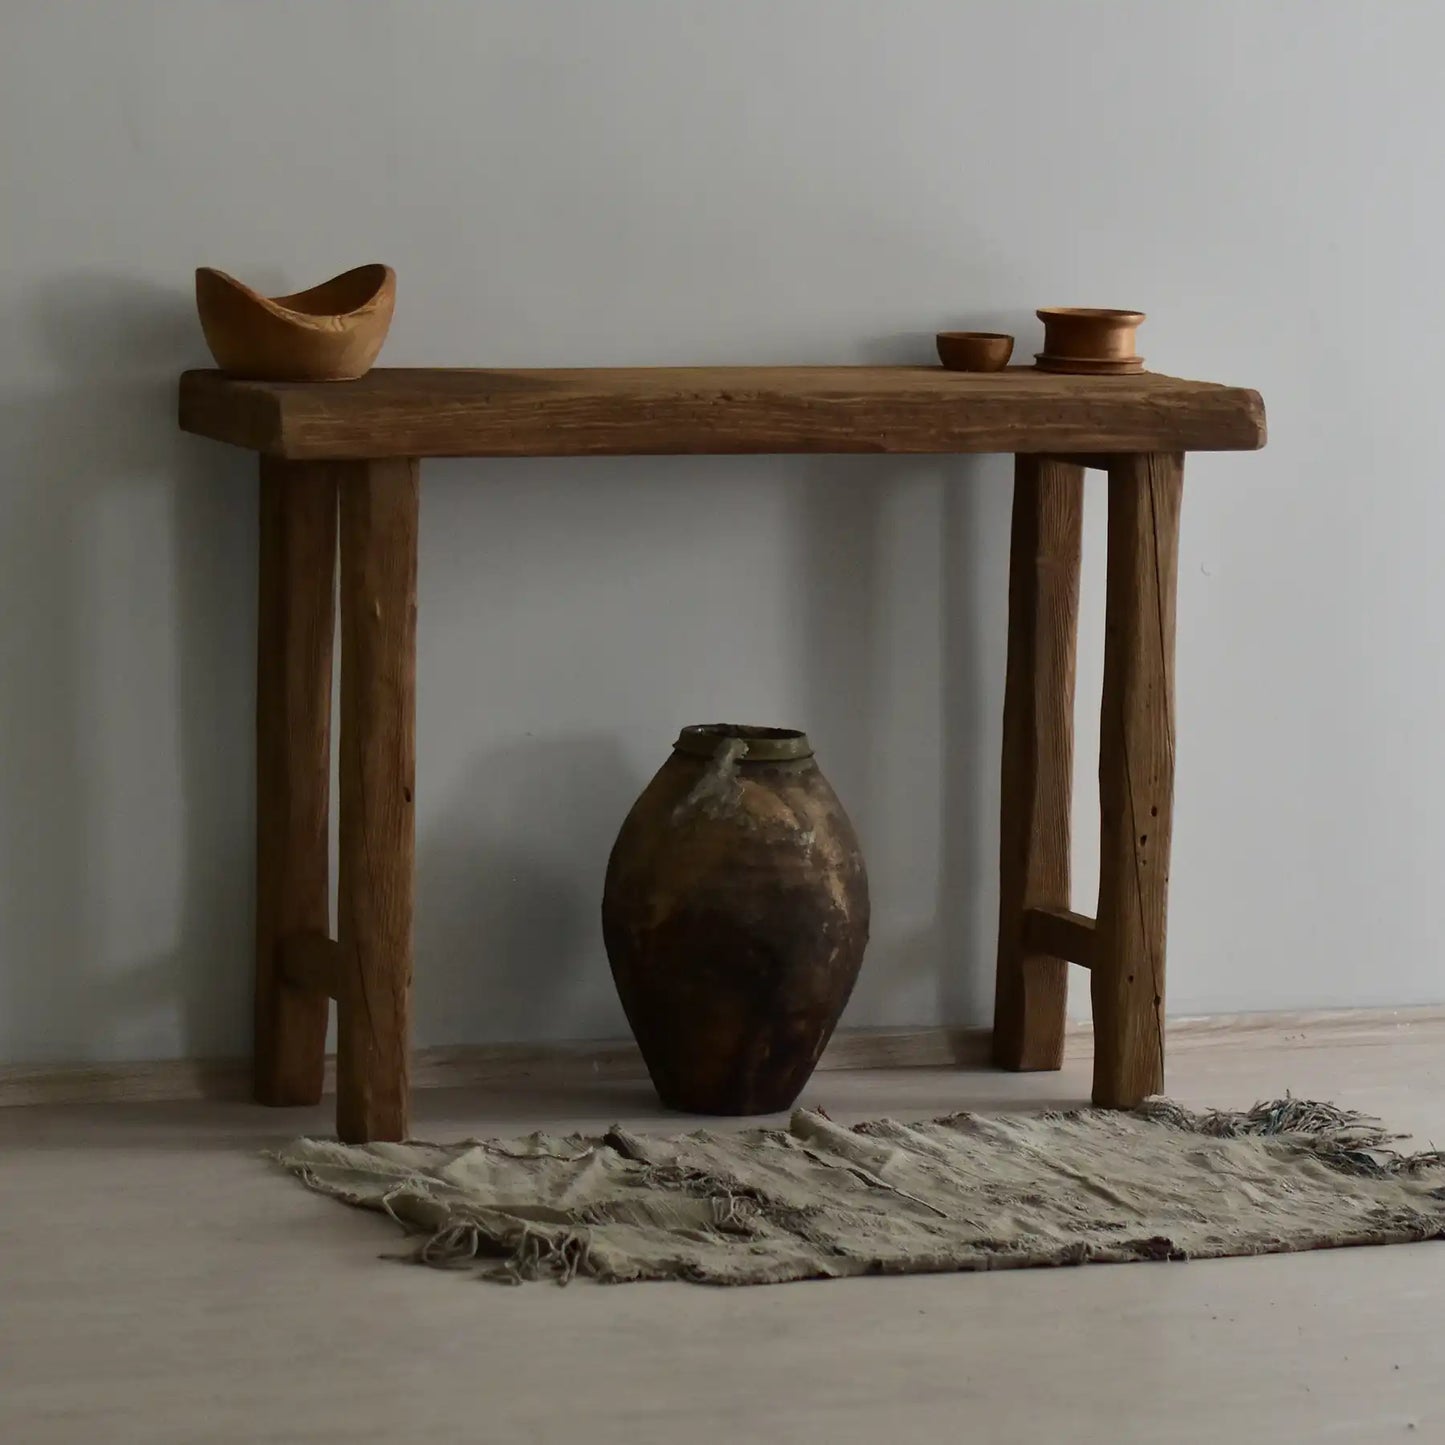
[[195, 264, 395, 380]]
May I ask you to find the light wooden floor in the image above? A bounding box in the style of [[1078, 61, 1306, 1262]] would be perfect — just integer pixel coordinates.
[[2, 1018, 1442, 1444]]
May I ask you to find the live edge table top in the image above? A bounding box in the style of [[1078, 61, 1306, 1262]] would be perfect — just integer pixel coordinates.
[[178, 366, 1266, 460]]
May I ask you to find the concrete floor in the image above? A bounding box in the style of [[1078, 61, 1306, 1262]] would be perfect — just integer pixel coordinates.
[[2, 1023, 1442, 1444]]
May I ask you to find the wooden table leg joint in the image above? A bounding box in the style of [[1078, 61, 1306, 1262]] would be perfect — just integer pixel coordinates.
[[1039, 452, 1122, 472], [1021, 907, 1096, 970], [993, 455, 1085, 1073], [278, 933, 344, 1000], [254, 454, 419, 1141], [994, 449, 1184, 1106]]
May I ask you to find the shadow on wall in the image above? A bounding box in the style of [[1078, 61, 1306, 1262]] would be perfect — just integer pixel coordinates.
[[415, 731, 644, 1046], [938, 463, 1009, 1025], [792, 452, 1005, 1031], [0, 298, 1016, 1065], [791, 328, 1014, 1030], [0, 272, 254, 1064]]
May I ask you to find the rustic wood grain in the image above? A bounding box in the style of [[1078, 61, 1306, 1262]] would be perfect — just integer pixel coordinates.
[[1092, 452, 1184, 1108], [254, 459, 336, 1106], [1021, 907, 1097, 970], [178, 367, 1267, 459], [993, 456, 1085, 1071], [336, 458, 418, 1143]]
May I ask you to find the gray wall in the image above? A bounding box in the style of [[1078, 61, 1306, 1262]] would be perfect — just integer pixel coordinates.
[[2, 0, 1440, 1064]]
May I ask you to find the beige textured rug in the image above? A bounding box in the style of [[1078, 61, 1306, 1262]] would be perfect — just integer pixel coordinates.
[[274, 1099, 1445, 1286]]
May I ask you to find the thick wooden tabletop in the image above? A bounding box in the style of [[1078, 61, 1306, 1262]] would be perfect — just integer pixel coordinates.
[[179, 366, 1266, 460]]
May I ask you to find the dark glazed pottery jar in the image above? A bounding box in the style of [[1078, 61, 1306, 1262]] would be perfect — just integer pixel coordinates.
[[602, 725, 869, 1115]]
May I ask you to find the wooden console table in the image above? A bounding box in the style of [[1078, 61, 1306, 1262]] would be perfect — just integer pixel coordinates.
[[179, 366, 1266, 1142]]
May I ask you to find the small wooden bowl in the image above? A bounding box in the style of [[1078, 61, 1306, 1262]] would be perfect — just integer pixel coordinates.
[[1036, 308, 1144, 369], [936, 331, 1014, 372], [195, 263, 396, 380]]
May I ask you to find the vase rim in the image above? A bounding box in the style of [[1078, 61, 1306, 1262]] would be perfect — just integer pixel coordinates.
[[673, 724, 814, 762]]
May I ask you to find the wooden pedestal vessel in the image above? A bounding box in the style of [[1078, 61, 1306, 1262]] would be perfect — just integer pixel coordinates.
[[602, 726, 870, 1115], [1035, 308, 1146, 375]]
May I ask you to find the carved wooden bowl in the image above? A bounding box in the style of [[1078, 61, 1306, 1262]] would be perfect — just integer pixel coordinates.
[[195, 263, 395, 381]]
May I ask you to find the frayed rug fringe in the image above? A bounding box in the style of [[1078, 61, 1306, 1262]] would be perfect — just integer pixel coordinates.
[[272, 1097, 1445, 1287]]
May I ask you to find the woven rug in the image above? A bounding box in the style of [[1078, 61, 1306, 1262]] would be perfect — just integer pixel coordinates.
[[274, 1099, 1445, 1286]]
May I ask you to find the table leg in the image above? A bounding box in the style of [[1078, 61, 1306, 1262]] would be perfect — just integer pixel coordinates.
[[255, 459, 337, 1105], [993, 455, 1084, 1070], [1092, 452, 1183, 1107], [336, 459, 419, 1143]]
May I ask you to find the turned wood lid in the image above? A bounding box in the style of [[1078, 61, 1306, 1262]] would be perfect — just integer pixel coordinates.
[[673, 724, 814, 762]]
